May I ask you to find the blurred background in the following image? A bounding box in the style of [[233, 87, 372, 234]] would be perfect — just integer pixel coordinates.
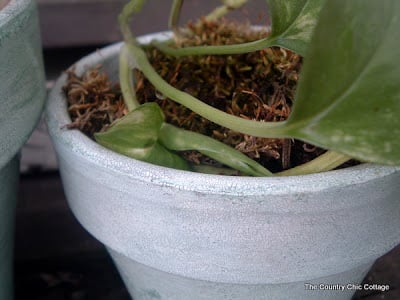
[[15, 0, 399, 299]]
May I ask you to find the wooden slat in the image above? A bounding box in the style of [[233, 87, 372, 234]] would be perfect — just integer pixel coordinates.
[[38, 0, 270, 48]]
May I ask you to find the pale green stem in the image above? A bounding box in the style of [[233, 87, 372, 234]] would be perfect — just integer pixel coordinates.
[[169, 0, 249, 30], [169, 0, 184, 29], [118, 0, 354, 176], [125, 42, 292, 138], [160, 123, 273, 176], [156, 0, 276, 58], [119, 45, 140, 111], [276, 151, 352, 176], [205, 0, 249, 22], [153, 37, 278, 57], [119, 0, 292, 138], [118, 0, 146, 48]]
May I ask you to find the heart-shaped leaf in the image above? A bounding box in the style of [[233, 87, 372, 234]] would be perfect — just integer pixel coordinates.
[[286, 0, 400, 165], [267, 0, 325, 55], [95, 102, 271, 175], [95, 102, 190, 170]]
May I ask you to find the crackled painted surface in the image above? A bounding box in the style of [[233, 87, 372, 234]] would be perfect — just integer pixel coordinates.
[[0, 0, 46, 169], [47, 38, 400, 300], [0, 0, 46, 298]]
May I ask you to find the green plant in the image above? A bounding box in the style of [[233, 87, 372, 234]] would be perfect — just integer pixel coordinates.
[[95, 0, 400, 176]]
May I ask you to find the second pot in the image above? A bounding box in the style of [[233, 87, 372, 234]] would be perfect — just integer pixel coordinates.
[[0, 0, 46, 298]]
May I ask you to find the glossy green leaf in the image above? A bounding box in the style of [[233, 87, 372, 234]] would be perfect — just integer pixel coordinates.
[[160, 124, 272, 176], [267, 0, 325, 56], [95, 102, 271, 175], [286, 0, 400, 165], [95, 103, 190, 170]]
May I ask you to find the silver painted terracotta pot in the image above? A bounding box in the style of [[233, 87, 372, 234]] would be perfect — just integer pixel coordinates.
[[46, 37, 400, 300], [0, 0, 46, 298]]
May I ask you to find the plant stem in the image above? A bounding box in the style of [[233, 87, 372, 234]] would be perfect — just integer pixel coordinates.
[[119, 45, 140, 111], [117, 0, 356, 176], [205, 0, 249, 22], [276, 151, 352, 176], [126, 42, 293, 138], [157, 0, 273, 58], [169, 0, 249, 30], [160, 123, 273, 176], [118, 0, 145, 48], [153, 37, 278, 57], [119, 1, 293, 138], [169, 0, 184, 29]]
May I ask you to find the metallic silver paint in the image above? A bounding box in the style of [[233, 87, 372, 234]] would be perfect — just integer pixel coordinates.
[[47, 38, 400, 300]]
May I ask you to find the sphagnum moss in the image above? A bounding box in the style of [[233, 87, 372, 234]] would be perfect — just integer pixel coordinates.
[[65, 20, 332, 173]]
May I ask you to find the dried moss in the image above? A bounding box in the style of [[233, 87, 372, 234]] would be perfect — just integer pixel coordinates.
[[65, 19, 328, 172], [134, 19, 324, 171], [64, 66, 128, 138]]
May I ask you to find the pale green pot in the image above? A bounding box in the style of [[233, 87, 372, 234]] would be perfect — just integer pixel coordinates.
[[0, 0, 46, 298], [46, 38, 400, 300]]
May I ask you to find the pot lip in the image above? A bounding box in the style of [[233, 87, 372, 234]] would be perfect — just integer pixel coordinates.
[[46, 34, 400, 196], [0, 0, 29, 27]]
